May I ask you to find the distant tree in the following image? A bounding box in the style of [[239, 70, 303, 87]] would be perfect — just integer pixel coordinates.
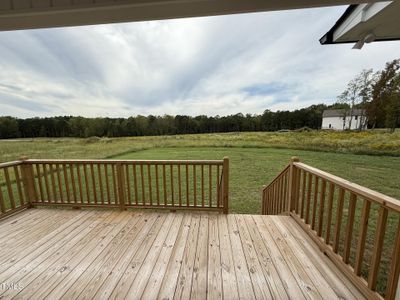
[[0, 117, 19, 139], [368, 59, 400, 129], [338, 69, 374, 130], [384, 71, 400, 132]]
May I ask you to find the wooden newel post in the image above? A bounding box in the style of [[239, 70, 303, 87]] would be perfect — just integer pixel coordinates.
[[116, 163, 126, 211], [223, 157, 229, 214], [19, 156, 37, 208], [289, 156, 300, 213]]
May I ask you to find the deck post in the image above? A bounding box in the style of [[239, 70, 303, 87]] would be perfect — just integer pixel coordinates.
[[223, 157, 229, 214], [19, 156, 36, 207], [288, 156, 300, 213], [116, 163, 126, 210]]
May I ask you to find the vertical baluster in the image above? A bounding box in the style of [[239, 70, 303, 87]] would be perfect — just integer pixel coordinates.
[[49, 164, 58, 203], [4, 168, 15, 209], [281, 175, 286, 213], [98, 164, 105, 205], [193, 165, 197, 207], [276, 177, 280, 213], [294, 168, 301, 214], [63, 163, 71, 203], [343, 193, 357, 263], [14, 166, 25, 206], [148, 164, 153, 206], [311, 176, 319, 229], [368, 206, 388, 290], [90, 164, 97, 204], [201, 165, 204, 207], [305, 172, 312, 224], [76, 164, 84, 203], [272, 182, 276, 214], [280, 174, 284, 213], [0, 185, 6, 213], [124, 164, 130, 206], [117, 163, 126, 210], [354, 199, 371, 275], [43, 164, 52, 202], [69, 164, 77, 204], [283, 173, 289, 213], [133, 164, 138, 205], [139, 164, 144, 204], [216, 165, 220, 208], [275, 181, 279, 214], [186, 164, 189, 206], [112, 164, 118, 205], [317, 179, 327, 236], [333, 188, 345, 253], [83, 164, 90, 203], [170, 164, 174, 207], [178, 164, 182, 207], [325, 182, 335, 244], [275, 182, 279, 214], [155, 164, 160, 206], [55, 164, 64, 204], [104, 164, 111, 205], [300, 170, 306, 218], [270, 188, 273, 215], [163, 164, 167, 206], [385, 218, 400, 300], [209, 165, 212, 207], [222, 157, 229, 214]]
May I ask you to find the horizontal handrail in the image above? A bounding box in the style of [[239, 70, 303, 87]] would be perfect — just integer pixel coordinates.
[[0, 161, 23, 169], [25, 159, 224, 165], [262, 164, 290, 191], [262, 157, 400, 300]]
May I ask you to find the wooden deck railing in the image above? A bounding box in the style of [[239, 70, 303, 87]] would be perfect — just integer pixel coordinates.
[[262, 157, 400, 300], [0, 157, 229, 217]]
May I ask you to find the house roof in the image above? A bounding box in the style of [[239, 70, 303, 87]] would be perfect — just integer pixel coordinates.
[[322, 109, 365, 117], [0, 0, 380, 31], [320, 1, 400, 46]]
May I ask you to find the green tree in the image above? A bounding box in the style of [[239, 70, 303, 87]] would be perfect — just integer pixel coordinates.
[[368, 59, 400, 129]]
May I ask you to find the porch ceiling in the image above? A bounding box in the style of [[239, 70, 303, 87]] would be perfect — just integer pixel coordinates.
[[0, 0, 386, 31]]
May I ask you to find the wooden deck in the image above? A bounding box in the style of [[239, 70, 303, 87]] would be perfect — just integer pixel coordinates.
[[0, 209, 365, 300]]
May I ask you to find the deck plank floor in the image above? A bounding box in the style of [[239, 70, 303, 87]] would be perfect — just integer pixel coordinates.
[[0, 209, 365, 300]]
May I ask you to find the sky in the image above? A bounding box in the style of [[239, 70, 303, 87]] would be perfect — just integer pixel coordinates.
[[0, 6, 400, 118]]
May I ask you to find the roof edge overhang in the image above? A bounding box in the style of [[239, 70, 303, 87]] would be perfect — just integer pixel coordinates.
[[0, 0, 387, 31], [320, 1, 400, 45]]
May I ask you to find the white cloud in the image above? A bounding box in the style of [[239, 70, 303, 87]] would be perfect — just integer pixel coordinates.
[[0, 6, 399, 118]]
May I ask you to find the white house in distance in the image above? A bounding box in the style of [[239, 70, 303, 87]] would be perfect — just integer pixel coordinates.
[[322, 109, 367, 130]]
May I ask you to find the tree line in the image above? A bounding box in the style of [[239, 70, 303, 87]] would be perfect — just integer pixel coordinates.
[[0, 59, 398, 139], [0, 104, 332, 139]]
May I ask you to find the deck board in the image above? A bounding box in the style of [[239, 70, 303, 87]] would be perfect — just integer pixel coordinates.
[[0, 209, 366, 299]]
